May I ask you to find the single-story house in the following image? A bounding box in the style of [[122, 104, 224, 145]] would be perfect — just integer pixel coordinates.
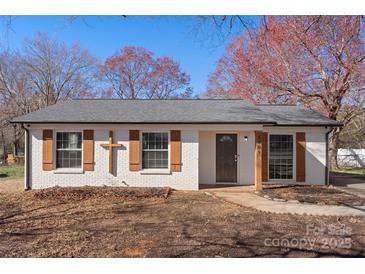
[[12, 99, 341, 190]]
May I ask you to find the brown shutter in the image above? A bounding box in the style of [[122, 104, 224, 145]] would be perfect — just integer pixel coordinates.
[[296, 132, 306, 182], [42, 129, 53, 171], [261, 132, 268, 182], [83, 130, 94, 171], [171, 130, 181, 172], [129, 130, 140, 171]]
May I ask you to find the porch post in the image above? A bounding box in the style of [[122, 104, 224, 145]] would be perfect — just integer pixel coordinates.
[[254, 131, 263, 191]]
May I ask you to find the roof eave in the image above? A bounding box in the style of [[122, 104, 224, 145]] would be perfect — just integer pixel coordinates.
[[10, 120, 342, 127], [10, 120, 278, 125], [265, 123, 343, 127]]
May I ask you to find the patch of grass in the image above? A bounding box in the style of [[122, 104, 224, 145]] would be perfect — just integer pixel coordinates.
[[332, 167, 365, 176], [0, 165, 24, 180]]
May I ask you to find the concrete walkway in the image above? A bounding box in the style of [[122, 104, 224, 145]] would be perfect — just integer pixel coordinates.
[[336, 186, 365, 199], [212, 191, 365, 217]]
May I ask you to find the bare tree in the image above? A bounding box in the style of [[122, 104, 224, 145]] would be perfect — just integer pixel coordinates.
[[339, 111, 365, 149], [0, 33, 98, 159], [190, 16, 255, 48], [22, 33, 98, 107], [0, 51, 34, 157]]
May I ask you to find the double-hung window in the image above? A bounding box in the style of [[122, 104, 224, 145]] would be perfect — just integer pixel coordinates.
[[142, 132, 169, 169], [56, 132, 82, 169], [269, 134, 293, 180]]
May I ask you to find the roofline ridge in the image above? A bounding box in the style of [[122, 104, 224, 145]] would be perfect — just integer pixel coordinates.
[[71, 98, 250, 101], [257, 103, 298, 106]]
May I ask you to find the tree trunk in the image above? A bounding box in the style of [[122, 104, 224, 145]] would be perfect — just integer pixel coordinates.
[[0, 130, 5, 164], [329, 127, 341, 169], [12, 125, 19, 157], [329, 145, 338, 169]]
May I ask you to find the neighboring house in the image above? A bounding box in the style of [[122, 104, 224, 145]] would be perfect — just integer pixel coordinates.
[[12, 99, 341, 190]]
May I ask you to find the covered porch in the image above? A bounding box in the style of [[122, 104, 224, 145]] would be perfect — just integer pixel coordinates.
[[198, 127, 264, 191]]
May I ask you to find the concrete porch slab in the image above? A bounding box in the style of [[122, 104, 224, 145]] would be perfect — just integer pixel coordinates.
[[199, 184, 255, 192]]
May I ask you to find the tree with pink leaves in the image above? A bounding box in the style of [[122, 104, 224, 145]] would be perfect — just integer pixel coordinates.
[[100, 46, 192, 99], [208, 16, 365, 167]]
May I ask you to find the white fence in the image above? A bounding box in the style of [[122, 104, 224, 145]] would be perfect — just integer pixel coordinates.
[[337, 149, 365, 168]]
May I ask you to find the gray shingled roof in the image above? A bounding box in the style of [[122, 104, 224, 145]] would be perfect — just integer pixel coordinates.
[[11, 99, 341, 126], [257, 105, 341, 126]]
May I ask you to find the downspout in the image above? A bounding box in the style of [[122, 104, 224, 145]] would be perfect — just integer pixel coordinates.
[[21, 124, 30, 190], [325, 127, 332, 186]]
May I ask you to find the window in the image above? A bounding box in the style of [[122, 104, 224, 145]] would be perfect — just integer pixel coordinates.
[[219, 135, 233, 143], [269, 134, 293, 180], [56, 132, 82, 169], [142, 132, 168, 169]]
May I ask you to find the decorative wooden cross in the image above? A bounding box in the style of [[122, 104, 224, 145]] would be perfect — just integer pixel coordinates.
[[100, 131, 123, 174]]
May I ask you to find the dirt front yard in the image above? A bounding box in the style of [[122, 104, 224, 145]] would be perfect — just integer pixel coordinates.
[[259, 185, 365, 206], [0, 180, 364, 258]]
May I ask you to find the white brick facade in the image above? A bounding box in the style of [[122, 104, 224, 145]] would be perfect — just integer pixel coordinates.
[[27, 124, 328, 190], [29, 125, 199, 190]]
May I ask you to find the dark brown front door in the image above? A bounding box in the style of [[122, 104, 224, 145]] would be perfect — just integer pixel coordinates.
[[216, 134, 237, 183]]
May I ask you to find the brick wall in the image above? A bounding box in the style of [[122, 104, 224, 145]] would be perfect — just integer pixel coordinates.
[[29, 128, 199, 190]]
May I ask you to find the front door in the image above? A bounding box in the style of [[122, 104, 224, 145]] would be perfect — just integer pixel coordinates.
[[216, 134, 237, 183]]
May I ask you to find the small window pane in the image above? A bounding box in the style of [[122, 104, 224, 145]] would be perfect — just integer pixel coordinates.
[[56, 132, 82, 169], [219, 135, 233, 143], [142, 151, 168, 169], [142, 132, 168, 169], [269, 135, 293, 180], [56, 150, 82, 168]]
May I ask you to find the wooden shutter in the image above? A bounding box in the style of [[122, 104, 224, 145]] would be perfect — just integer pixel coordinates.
[[42, 129, 53, 171], [296, 132, 306, 182], [83, 130, 94, 171], [261, 132, 268, 182], [171, 130, 182, 172], [129, 130, 140, 171]]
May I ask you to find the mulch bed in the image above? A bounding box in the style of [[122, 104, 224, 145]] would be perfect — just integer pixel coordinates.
[[259, 185, 365, 206], [32, 186, 171, 201]]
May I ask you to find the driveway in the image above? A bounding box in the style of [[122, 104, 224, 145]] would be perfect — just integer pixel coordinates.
[[330, 172, 365, 198]]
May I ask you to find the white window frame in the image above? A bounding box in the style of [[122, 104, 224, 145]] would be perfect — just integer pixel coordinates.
[[54, 130, 83, 171], [268, 133, 296, 182], [140, 130, 170, 172]]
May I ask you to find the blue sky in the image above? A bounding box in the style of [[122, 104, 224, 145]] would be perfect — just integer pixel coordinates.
[[0, 16, 257, 96]]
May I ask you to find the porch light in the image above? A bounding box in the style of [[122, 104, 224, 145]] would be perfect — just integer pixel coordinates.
[[244, 136, 248, 142]]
